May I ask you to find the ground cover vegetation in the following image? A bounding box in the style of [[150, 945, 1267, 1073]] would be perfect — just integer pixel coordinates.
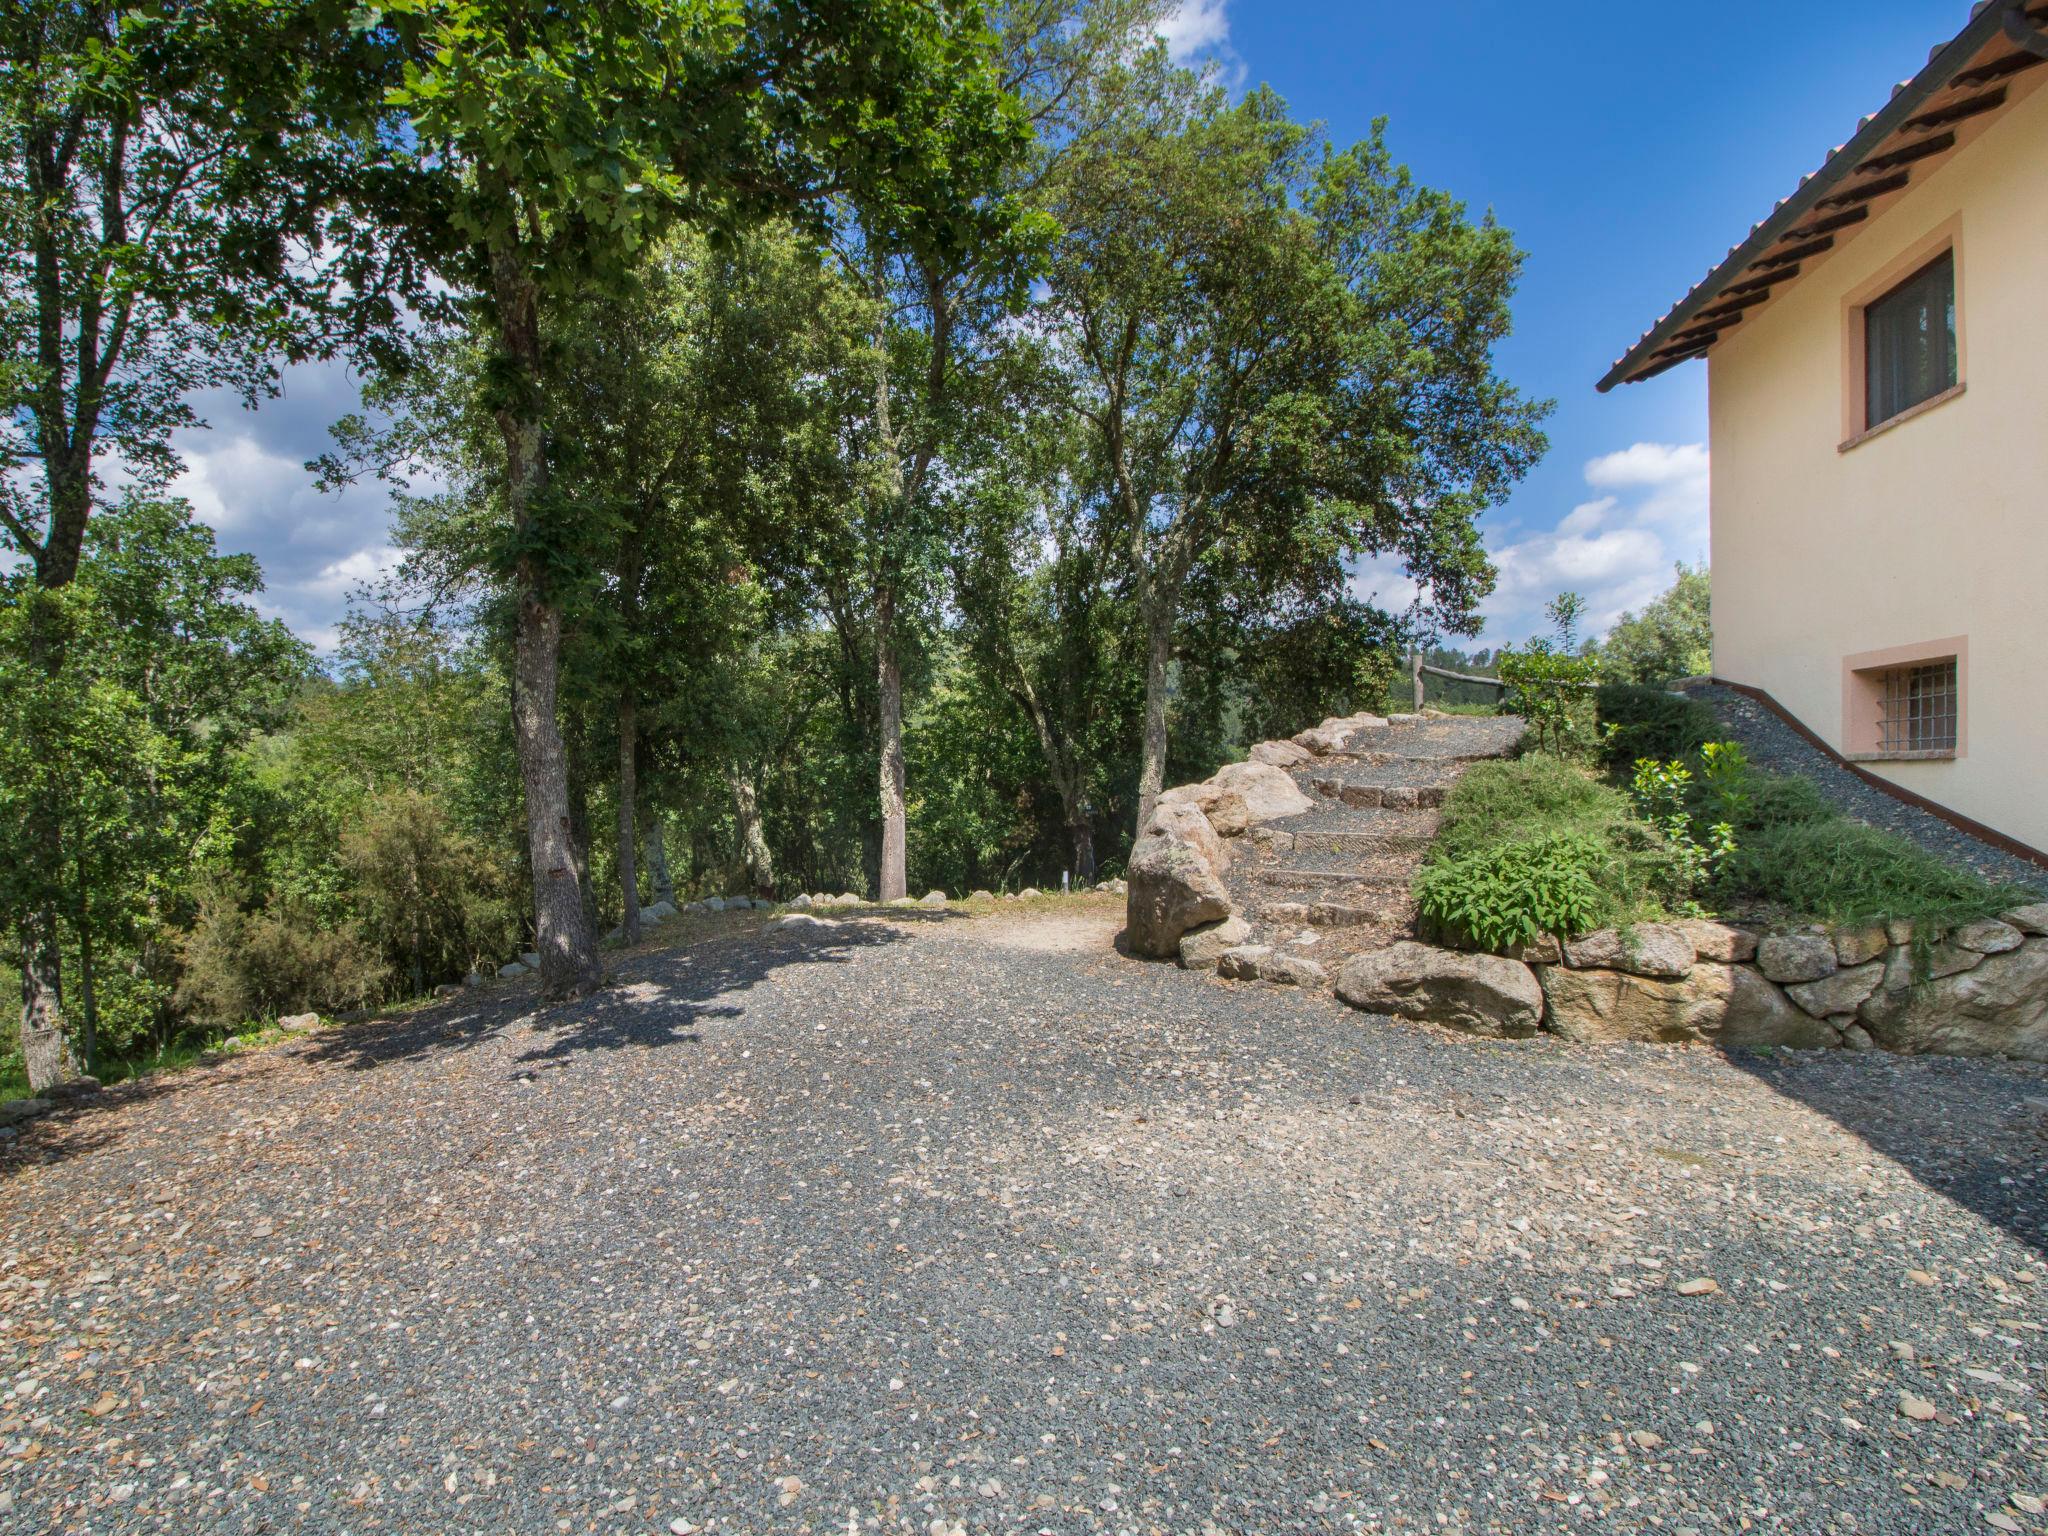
[[1415, 628, 2029, 954], [0, 0, 1552, 1091]]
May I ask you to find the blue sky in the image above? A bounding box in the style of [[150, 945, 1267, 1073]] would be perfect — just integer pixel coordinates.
[[170, 0, 1973, 651]]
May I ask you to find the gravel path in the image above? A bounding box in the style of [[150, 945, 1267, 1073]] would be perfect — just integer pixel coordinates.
[[6, 899, 2048, 1535], [1685, 682, 2048, 893]]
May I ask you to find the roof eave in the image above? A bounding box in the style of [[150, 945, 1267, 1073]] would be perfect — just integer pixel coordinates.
[[1596, 2, 2018, 393]]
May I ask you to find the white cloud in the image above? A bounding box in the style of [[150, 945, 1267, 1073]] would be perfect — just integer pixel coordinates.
[[1159, 0, 1231, 60], [1473, 442, 1709, 647], [1555, 497, 1615, 538], [160, 358, 406, 652], [1583, 441, 1708, 491]]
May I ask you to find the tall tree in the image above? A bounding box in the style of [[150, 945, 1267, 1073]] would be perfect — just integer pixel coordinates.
[[325, 0, 1028, 988], [0, 0, 396, 1085], [1047, 65, 1550, 829], [823, 0, 1165, 898]]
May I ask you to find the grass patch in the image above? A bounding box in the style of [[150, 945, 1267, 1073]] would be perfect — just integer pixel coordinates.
[[1713, 817, 2027, 930]]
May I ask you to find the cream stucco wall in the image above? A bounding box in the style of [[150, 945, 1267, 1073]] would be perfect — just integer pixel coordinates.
[[1708, 78, 2048, 853]]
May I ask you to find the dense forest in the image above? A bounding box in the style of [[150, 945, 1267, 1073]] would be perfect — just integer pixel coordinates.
[[0, 0, 1566, 1090]]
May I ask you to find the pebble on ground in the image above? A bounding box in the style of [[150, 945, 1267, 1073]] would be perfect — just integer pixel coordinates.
[[4, 897, 2048, 1535]]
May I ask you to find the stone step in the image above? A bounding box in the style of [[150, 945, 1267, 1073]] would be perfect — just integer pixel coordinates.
[[1291, 828, 1434, 857], [1255, 867, 1411, 893], [1258, 899, 1398, 929], [1306, 778, 1448, 811]]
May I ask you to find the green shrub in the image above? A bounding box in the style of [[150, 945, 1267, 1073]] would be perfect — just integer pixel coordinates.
[[1713, 818, 2028, 931], [176, 884, 388, 1030], [1415, 833, 1614, 952], [341, 790, 522, 993], [1496, 643, 1600, 756], [1594, 683, 1719, 768], [1421, 756, 1681, 950]]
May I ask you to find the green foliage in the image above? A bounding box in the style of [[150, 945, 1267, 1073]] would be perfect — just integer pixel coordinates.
[[341, 791, 523, 993], [175, 884, 388, 1031], [1714, 819, 2027, 931], [1415, 834, 1611, 955], [1597, 563, 1711, 685], [1495, 643, 1598, 755], [1628, 755, 1736, 907], [1593, 683, 1720, 768], [1418, 755, 1680, 951]]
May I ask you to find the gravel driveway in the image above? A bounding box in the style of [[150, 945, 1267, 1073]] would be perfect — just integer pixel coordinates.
[[6, 899, 2048, 1535]]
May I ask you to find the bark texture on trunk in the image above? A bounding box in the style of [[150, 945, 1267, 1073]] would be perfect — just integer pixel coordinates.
[[513, 589, 601, 998], [21, 594, 72, 1091], [728, 767, 776, 898], [616, 694, 640, 946], [19, 913, 73, 1091], [646, 817, 675, 906], [875, 585, 908, 902], [492, 241, 599, 1002], [1135, 597, 1175, 835], [1068, 815, 1098, 885]]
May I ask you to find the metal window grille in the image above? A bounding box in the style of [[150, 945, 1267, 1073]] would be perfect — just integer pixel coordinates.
[[1878, 659, 1957, 754]]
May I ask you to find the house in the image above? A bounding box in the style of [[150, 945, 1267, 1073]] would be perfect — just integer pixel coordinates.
[[1602, 1, 2048, 859]]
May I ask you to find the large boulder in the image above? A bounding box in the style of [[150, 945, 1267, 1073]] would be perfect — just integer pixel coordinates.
[[1260, 952, 1329, 988], [1756, 931, 1836, 985], [1248, 739, 1315, 769], [1859, 939, 2048, 1059], [1539, 963, 1832, 1048], [1676, 919, 1759, 965], [2004, 904, 2048, 937], [1785, 960, 1885, 1018], [1217, 945, 1272, 980], [1125, 802, 1232, 960], [1954, 918, 2025, 955], [1179, 915, 1254, 972], [1209, 761, 1314, 824], [1562, 924, 1695, 980], [1336, 942, 1543, 1038]]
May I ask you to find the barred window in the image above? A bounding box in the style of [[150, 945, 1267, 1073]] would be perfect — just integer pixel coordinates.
[[1878, 659, 1958, 756]]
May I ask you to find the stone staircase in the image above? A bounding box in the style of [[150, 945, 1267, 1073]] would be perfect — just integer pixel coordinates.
[[1221, 713, 1526, 976]]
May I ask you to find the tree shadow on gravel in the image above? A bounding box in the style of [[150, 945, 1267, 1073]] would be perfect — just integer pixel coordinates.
[[1722, 1046, 2048, 1254], [298, 917, 912, 1076]]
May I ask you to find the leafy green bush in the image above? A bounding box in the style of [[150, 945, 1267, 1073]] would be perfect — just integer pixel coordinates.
[[1594, 683, 1719, 768], [176, 884, 389, 1030], [1496, 643, 1599, 755], [341, 790, 522, 993], [1415, 833, 1613, 953], [1420, 756, 1681, 950]]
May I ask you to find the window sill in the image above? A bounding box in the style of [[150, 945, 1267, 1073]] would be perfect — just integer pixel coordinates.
[[1846, 750, 1957, 763], [1839, 381, 1966, 453]]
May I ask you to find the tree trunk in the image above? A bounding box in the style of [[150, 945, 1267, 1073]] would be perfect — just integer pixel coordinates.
[[19, 915, 72, 1091], [21, 592, 73, 1091], [512, 589, 600, 997], [728, 767, 775, 899], [645, 816, 675, 906], [616, 692, 641, 946], [491, 242, 599, 1002], [875, 583, 908, 902], [1135, 595, 1175, 834], [1068, 812, 1098, 885]]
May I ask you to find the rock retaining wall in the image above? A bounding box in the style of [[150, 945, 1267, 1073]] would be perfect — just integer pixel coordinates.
[[1335, 907, 2048, 1059]]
